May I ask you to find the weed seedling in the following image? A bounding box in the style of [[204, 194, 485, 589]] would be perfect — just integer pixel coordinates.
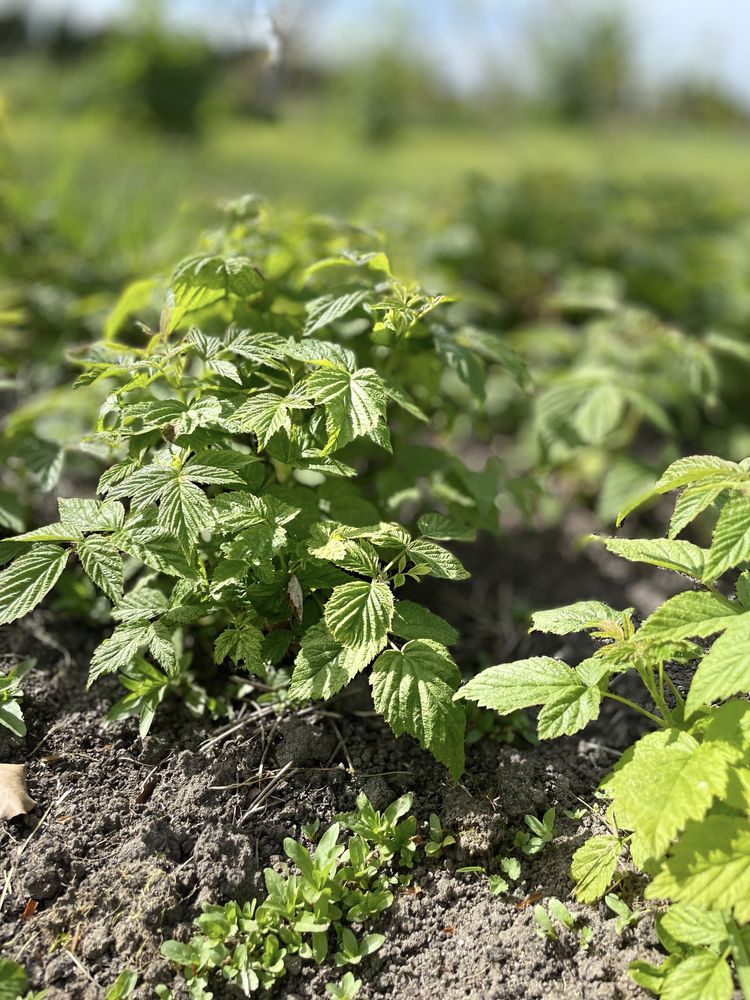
[[515, 808, 556, 855], [326, 972, 362, 999], [605, 894, 646, 933], [424, 813, 456, 857]]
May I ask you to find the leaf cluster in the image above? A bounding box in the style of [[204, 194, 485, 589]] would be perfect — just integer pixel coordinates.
[[456, 454, 750, 994], [158, 794, 444, 998]]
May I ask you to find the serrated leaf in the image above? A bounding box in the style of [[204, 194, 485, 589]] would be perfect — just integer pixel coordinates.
[[455, 656, 582, 717], [158, 476, 213, 547], [213, 620, 264, 673], [617, 456, 746, 526], [112, 587, 169, 623], [167, 254, 263, 331], [115, 528, 199, 580], [77, 535, 124, 602], [537, 684, 601, 738], [661, 953, 733, 1000], [570, 835, 620, 902], [704, 493, 750, 581], [230, 391, 310, 449], [407, 539, 469, 580], [289, 622, 368, 702], [390, 601, 459, 645], [638, 591, 742, 642], [304, 290, 369, 336], [416, 514, 475, 541], [324, 580, 394, 658], [0, 545, 69, 626], [531, 601, 625, 636], [602, 537, 707, 579], [59, 498, 125, 532], [147, 621, 177, 676], [371, 640, 465, 779], [604, 729, 730, 866], [669, 484, 725, 539], [303, 366, 388, 452], [648, 815, 750, 921], [5, 522, 83, 543], [659, 905, 728, 949], [686, 613, 750, 716], [573, 384, 625, 444], [89, 622, 150, 684]]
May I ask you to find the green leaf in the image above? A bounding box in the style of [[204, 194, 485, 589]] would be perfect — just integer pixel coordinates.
[[114, 528, 199, 580], [77, 535, 124, 602], [390, 601, 459, 645], [455, 656, 584, 717], [704, 494, 750, 581], [531, 601, 626, 636], [324, 580, 394, 658], [455, 326, 529, 388], [537, 684, 601, 738], [304, 290, 369, 336], [105, 969, 139, 1000], [0, 545, 69, 626], [572, 384, 625, 444], [147, 622, 177, 676], [416, 514, 475, 541], [659, 905, 728, 949], [617, 455, 745, 526], [303, 366, 388, 452], [604, 730, 731, 866], [686, 613, 750, 716], [406, 539, 469, 580], [602, 537, 707, 579], [570, 835, 620, 903], [669, 484, 725, 538], [59, 498, 125, 532], [0, 699, 26, 738], [648, 816, 750, 921], [89, 622, 150, 685], [289, 622, 369, 702], [0, 958, 28, 1000], [370, 640, 465, 779], [638, 591, 742, 642], [157, 476, 213, 547], [167, 254, 263, 331], [661, 953, 733, 1000], [229, 391, 311, 449]]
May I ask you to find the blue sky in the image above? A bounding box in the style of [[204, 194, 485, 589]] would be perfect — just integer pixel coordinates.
[[10, 0, 750, 100]]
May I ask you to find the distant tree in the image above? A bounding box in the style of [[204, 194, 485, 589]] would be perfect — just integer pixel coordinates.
[[532, 3, 636, 121]]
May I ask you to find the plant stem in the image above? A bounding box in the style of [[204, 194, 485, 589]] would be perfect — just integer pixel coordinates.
[[663, 671, 685, 707], [724, 913, 750, 999], [602, 692, 663, 726]]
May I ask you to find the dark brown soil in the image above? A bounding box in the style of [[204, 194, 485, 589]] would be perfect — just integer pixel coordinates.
[[0, 526, 686, 999]]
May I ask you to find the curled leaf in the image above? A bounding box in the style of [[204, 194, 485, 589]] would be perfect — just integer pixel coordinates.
[[0, 763, 36, 820]]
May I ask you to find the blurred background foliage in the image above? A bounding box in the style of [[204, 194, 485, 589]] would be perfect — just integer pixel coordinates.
[[2, 0, 750, 532]]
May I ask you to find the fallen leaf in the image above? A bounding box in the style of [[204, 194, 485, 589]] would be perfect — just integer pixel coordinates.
[[0, 763, 36, 820], [22, 899, 38, 921], [515, 891, 543, 911], [286, 575, 304, 623]]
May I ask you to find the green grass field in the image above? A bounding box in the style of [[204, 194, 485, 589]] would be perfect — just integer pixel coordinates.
[[8, 73, 750, 271]]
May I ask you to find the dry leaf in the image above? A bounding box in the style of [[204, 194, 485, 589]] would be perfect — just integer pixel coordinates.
[[286, 574, 304, 623], [0, 763, 36, 820]]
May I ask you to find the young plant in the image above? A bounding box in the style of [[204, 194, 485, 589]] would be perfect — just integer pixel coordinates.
[[0, 205, 529, 776], [424, 812, 456, 857], [0, 957, 46, 1000], [326, 972, 362, 1000], [605, 893, 646, 934], [515, 807, 556, 856], [456, 454, 750, 998], [160, 794, 435, 997], [0, 658, 35, 737]]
